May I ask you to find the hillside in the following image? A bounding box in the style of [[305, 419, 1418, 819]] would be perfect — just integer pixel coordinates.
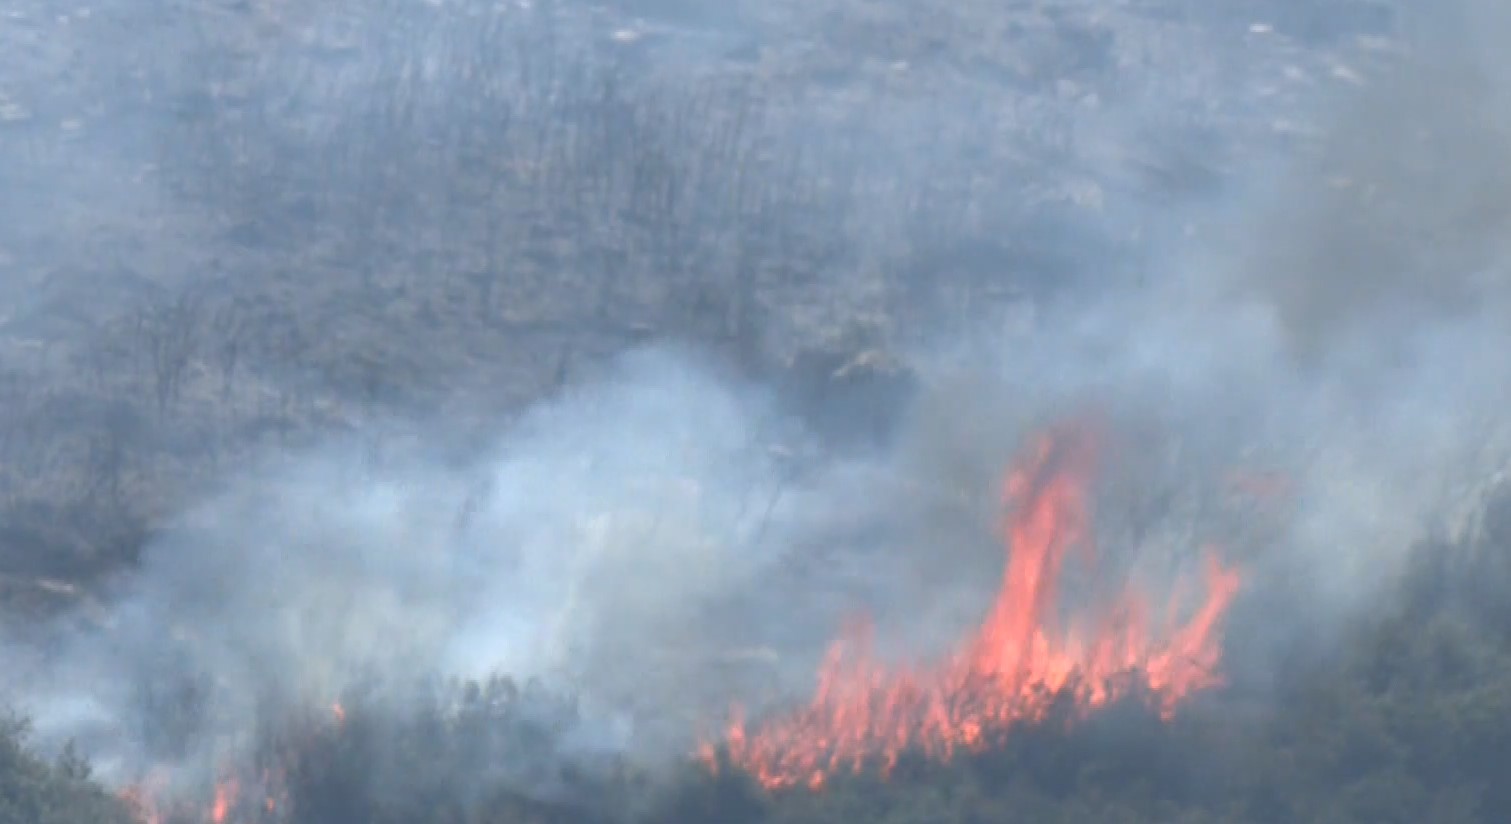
[[10, 1, 1511, 823]]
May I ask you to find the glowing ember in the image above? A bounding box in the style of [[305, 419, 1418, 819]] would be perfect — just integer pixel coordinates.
[[706, 423, 1243, 791]]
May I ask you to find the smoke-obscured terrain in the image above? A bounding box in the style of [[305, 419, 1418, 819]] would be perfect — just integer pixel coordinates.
[[6, 0, 1511, 822]]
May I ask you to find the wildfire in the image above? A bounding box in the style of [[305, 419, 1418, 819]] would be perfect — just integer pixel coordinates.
[[121, 701, 334, 824], [706, 422, 1244, 791], [210, 776, 239, 823]]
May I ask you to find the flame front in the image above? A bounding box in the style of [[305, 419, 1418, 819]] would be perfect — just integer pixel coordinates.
[[122, 711, 314, 823], [709, 423, 1243, 791]]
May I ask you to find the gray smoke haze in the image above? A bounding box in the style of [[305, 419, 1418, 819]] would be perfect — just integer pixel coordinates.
[[1218, 1, 1511, 360], [7, 348, 804, 777], [6, 0, 1511, 814]]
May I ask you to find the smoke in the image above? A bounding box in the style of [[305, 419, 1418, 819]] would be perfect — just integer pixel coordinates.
[[1186, 3, 1511, 345], [4, 349, 794, 782], [6, 0, 1511, 816], [855, 0, 1511, 680], [1201, 0, 1511, 607]]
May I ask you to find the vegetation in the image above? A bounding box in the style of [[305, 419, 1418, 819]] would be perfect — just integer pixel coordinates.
[[0, 0, 1366, 603], [0, 716, 134, 824], [655, 525, 1511, 824], [6, 506, 1511, 823], [7, 1, 1506, 823]]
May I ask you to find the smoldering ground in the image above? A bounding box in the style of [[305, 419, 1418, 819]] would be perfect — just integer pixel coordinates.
[[5, 0, 1511, 819]]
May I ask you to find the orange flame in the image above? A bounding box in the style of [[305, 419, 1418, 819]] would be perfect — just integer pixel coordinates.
[[124, 767, 293, 824], [707, 423, 1243, 791], [210, 775, 239, 823], [119, 698, 337, 823]]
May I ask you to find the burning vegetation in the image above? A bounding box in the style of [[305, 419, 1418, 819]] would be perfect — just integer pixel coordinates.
[[116, 720, 303, 824], [703, 422, 1242, 791], [101, 674, 624, 824], [7, 0, 1511, 820], [95, 421, 1246, 822]]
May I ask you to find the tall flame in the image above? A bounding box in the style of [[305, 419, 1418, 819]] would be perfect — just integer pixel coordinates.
[[708, 423, 1243, 791]]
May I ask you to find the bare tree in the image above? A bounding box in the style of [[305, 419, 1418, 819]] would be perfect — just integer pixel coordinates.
[[212, 299, 251, 405], [133, 290, 205, 414], [82, 401, 139, 513]]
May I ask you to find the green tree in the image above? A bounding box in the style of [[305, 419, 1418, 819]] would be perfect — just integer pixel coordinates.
[[0, 713, 135, 824]]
